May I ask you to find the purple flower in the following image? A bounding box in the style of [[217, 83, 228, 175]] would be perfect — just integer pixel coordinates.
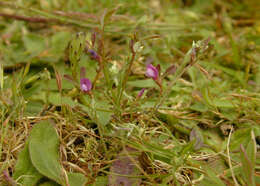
[[137, 88, 146, 98], [88, 49, 100, 62], [146, 64, 158, 80], [80, 78, 92, 93]]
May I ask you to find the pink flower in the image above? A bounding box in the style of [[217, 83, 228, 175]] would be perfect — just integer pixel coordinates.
[[146, 64, 158, 80], [80, 78, 92, 93], [137, 88, 146, 98]]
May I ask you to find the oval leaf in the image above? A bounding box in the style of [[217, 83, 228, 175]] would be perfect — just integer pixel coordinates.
[[29, 120, 64, 185], [68, 172, 87, 186], [13, 142, 43, 186]]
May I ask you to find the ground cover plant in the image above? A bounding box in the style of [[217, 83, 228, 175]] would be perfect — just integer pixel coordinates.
[[0, 0, 260, 185]]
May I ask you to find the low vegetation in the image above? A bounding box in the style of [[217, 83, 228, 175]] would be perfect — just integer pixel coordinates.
[[0, 0, 259, 185]]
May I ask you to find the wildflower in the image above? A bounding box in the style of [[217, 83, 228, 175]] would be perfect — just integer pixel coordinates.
[[80, 78, 92, 93], [146, 64, 158, 80], [137, 88, 146, 98], [87, 49, 101, 62]]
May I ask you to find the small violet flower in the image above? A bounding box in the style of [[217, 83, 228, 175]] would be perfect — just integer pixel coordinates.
[[88, 49, 101, 62], [80, 78, 92, 93], [137, 88, 146, 98], [146, 64, 158, 80]]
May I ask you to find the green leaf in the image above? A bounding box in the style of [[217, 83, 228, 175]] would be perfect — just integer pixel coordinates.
[[239, 131, 256, 186], [230, 128, 251, 151], [23, 33, 46, 56], [127, 79, 156, 88], [201, 87, 213, 107], [246, 131, 256, 167], [100, 6, 119, 30], [91, 176, 108, 186], [220, 108, 238, 121], [29, 120, 65, 185], [199, 167, 225, 186], [95, 100, 112, 126], [23, 81, 44, 99], [0, 63, 3, 89], [180, 140, 195, 157], [190, 102, 208, 112], [212, 98, 235, 108], [50, 32, 71, 60], [24, 101, 44, 116], [240, 144, 255, 186], [68, 172, 87, 186], [38, 181, 60, 186], [13, 142, 43, 186], [48, 92, 77, 107]]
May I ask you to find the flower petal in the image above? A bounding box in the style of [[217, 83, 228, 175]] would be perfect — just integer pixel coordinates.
[[80, 78, 92, 93], [137, 88, 146, 98], [88, 49, 101, 62], [146, 64, 158, 80]]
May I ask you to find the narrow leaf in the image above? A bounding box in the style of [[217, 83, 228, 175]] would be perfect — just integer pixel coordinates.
[[240, 144, 255, 186], [100, 6, 120, 30], [54, 67, 62, 93], [0, 63, 3, 89], [199, 166, 226, 186]]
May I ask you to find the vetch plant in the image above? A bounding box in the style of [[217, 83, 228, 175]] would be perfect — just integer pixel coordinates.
[[58, 30, 212, 185], [2, 2, 258, 186], [153, 37, 211, 111]]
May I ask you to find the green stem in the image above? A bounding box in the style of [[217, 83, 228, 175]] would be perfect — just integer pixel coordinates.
[[79, 95, 107, 152], [154, 49, 193, 111], [116, 51, 136, 110]]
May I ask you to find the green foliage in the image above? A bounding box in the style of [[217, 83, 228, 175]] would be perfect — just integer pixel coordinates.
[[198, 167, 226, 186], [13, 121, 87, 186], [13, 142, 43, 186], [29, 121, 64, 184], [0, 0, 259, 185], [239, 131, 257, 186], [67, 173, 87, 186], [50, 32, 71, 59], [23, 33, 46, 57]]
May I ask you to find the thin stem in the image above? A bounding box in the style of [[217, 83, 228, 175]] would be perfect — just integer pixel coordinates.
[[227, 126, 239, 186], [79, 95, 107, 152], [116, 51, 136, 109], [154, 60, 192, 111]]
